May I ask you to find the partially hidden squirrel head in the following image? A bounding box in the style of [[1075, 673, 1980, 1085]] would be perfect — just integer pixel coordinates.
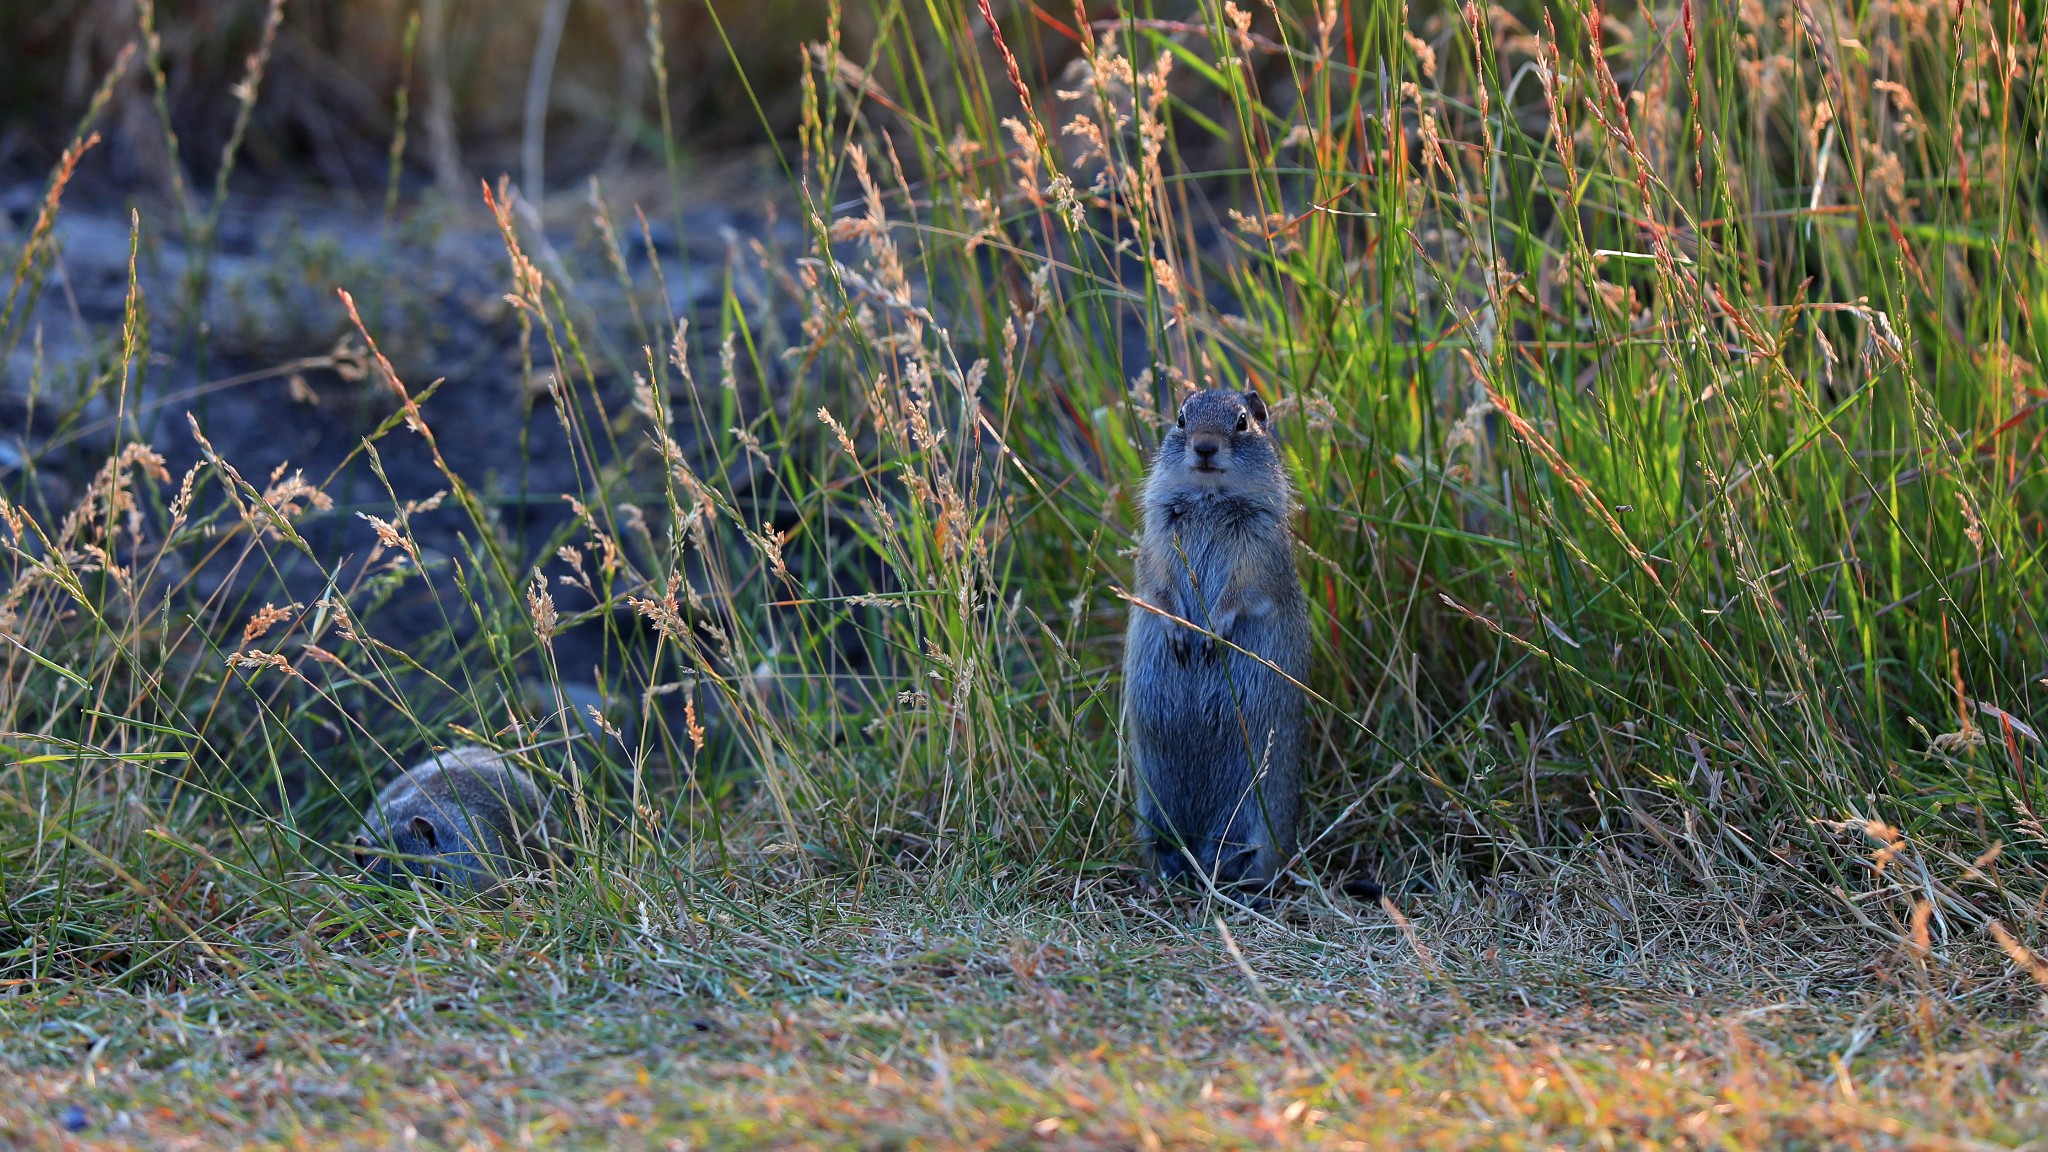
[[350, 753, 549, 896], [353, 810, 470, 894], [1146, 388, 1290, 512]]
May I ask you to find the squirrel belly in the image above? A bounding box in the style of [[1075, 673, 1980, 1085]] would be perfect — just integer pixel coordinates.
[[1124, 389, 1310, 891]]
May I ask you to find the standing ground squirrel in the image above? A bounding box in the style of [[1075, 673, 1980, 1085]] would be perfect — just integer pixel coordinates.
[[1124, 388, 1309, 892], [351, 745, 564, 895]]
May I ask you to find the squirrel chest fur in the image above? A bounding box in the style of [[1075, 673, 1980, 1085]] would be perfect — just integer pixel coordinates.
[[351, 745, 562, 895], [1124, 389, 1309, 890]]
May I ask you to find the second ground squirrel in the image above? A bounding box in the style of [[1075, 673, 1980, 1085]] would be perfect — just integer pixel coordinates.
[[351, 745, 564, 895], [1124, 388, 1309, 891]]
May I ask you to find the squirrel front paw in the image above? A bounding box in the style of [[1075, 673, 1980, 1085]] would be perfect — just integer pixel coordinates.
[[1172, 629, 1228, 663], [1169, 627, 1223, 664]]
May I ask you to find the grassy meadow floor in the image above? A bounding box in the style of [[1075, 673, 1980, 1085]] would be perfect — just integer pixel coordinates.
[[4, 864, 2046, 1149]]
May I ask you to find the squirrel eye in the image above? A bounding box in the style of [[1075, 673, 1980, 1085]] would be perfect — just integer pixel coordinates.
[[1175, 411, 1185, 429], [1235, 411, 1249, 431]]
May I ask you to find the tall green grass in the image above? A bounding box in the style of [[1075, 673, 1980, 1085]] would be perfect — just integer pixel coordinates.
[[3, 0, 2046, 993], [752, 0, 2048, 903]]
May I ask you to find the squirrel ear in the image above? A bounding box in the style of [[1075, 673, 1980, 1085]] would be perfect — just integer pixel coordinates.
[[408, 814, 441, 851], [351, 834, 373, 858], [1243, 390, 1268, 424]]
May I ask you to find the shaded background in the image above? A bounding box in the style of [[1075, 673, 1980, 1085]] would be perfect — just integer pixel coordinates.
[[0, 0, 845, 202], [0, 0, 871, 813]]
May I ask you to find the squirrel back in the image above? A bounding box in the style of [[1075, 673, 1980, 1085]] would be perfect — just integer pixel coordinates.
[[351, 745, 562, 895], [1124, 388, 1309, 891]]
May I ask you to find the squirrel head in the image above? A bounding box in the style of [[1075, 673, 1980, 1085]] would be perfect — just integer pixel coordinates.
[[352, 813, 456, 893], [1147, 389, 1289, 510], [349, 748, 565, 897]]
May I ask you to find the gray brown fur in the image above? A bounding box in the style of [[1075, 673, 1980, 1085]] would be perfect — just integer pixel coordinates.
[[1124, 389, 1309, 891], [351, 745, 562, 895]]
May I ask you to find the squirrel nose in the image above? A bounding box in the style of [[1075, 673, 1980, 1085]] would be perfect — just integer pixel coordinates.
[[1192, 439, 1220, 462]]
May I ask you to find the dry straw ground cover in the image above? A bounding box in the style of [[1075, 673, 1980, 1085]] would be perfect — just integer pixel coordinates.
[[1, 870, 2045, 1147], [4, 0, 2048, 1146]]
